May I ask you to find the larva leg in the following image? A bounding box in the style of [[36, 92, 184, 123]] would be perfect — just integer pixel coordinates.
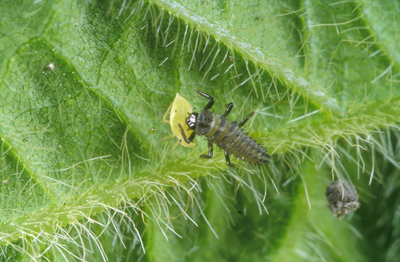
[[195, 89, 215, 110], [224, 151, 234, 167], [178, 123, 196, 143], [223, 102, 234, 117], [238, 111, 255, 127], [200, 141, 213, 159]]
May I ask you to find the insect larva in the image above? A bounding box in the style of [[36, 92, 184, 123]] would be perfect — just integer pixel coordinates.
[[178, 89, 269, 166]]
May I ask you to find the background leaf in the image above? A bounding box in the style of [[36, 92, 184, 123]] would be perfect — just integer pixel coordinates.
[[0, 0, 399, 261]]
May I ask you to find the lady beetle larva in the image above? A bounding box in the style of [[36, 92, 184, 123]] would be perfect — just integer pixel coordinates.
[[178, 89, 269, 166]]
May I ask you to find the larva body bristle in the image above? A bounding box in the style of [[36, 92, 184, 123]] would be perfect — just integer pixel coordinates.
[[196, 111, 269, 165]]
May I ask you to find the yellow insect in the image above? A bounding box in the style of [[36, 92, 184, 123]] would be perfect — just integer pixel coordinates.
[[161, 93, 195, 150]]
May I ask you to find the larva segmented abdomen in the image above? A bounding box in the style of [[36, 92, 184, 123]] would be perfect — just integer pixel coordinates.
[[198, 112, 269, 165]]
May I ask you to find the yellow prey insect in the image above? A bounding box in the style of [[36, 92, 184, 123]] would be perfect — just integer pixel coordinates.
[[162, 93, 196, 151]]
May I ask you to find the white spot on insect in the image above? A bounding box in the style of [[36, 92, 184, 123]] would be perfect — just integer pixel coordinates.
[[188, 114, 196, 124]]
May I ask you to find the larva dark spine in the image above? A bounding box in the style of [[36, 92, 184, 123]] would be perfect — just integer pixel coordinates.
[[178, 90, 270, 166]]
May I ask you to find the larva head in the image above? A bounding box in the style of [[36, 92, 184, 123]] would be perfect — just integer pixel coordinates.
[[186, 112, 198, 130]]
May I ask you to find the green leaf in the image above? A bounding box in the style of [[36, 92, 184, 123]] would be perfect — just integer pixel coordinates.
[[0, 0, 399, 261]]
